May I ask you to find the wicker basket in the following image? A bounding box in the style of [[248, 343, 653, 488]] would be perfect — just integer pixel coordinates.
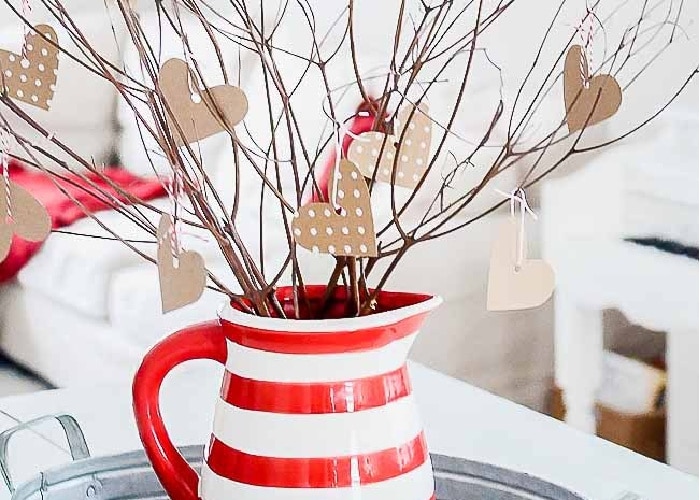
[[549, 385, 665, 462]]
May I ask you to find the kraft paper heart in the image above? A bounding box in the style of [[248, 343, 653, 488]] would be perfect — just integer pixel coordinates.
[[0, 182, 51, 261], [487, 219, 555, 311], [159, 58, 248, 146], [292, 160, 377, 257], [347, 103, 431, 188], [0, 25, 59, 111], [564, 45, 622, 133], [157, 214, 206, 313]]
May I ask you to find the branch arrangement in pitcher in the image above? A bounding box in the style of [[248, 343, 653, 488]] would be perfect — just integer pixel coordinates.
[[0, 0, 696, 318]]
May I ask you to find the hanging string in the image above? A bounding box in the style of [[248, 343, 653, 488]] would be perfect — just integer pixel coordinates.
[[172, 0, 200, 106], [0, 130, 12, 224], [21, 0, 32, 60], [330, 119, 370, 209], [170, 0, 207, 195], [578, 2, 596, 88], [329, 125, 342, 209], [163, 165, 184, 268], [495, 188, 537, 271], [173, 168, 184, 260]]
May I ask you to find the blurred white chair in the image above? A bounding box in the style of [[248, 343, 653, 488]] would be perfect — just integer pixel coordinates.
[[542, 110, 699, 474]]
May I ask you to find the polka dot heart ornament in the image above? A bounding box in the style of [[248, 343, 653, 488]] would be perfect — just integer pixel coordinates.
[[347, 102, 431, 189], [292, 160, 377, 257], [0, 25, 59, 111]]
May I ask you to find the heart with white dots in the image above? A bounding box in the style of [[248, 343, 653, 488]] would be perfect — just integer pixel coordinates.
[[292, 160, 377, 257], [347, 103, 431, 189], [0, 25, 59, 111]]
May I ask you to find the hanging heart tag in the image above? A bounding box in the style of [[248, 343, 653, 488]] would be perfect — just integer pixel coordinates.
[[486, 190, 555, 312], [487, 219, 555, 311], [347, 103, 431, 188], [157, 214, 206, 313], [292, 159, 377, 257], [0, 181, 51, 261], [564, 45, 622, 132], [0, 24, 59, 111], [159, 58, 248, 146]]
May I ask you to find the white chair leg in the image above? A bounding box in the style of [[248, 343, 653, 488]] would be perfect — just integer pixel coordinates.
[[666, 327, 699, 475], [554, 294, 603, 433]]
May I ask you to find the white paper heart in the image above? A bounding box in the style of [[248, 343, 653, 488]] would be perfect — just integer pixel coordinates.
[[347, 103, 431, 188], [487, 219, 555, 311]]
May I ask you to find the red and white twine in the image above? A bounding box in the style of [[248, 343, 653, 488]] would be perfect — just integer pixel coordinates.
[[164, 167, 185, 266], [578, 4, 596, 88], [0, 130, 12, 223], [21, 0, 32, 59]]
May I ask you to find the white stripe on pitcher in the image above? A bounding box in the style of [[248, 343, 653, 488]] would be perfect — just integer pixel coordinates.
[[211, 395, 422, 458], [224, 332, 418, 383]]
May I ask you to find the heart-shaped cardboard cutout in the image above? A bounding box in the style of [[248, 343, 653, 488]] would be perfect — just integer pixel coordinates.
[[292, 160, 377, 257], [157, 214, 206, 313], [487, 219, 555, 311], [564, 45, 622, 133], [0, 182, 51, 261], [159, 58, 248, 146], [0, 25, 59, 111], [347, 103, 431, 188]]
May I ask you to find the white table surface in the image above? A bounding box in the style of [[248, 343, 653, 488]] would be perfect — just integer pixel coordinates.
[[0, 362, 696, 500]]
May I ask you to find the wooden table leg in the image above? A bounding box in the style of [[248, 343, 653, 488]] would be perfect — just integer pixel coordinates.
[[554, 294, 603, 433], [667, 327, 699, 475]]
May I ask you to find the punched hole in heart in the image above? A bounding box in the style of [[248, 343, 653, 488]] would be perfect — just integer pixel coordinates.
[[162, 231, 181, 269], [190, 92, 202, 104]]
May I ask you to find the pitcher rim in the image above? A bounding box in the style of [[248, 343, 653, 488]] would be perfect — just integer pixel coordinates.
[[218, 290, 442, 333]]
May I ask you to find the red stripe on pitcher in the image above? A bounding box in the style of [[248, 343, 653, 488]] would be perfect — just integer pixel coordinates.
[[207, 432, 429, 488], [220, 313, 427, 355], [221, 365, 411, 414]]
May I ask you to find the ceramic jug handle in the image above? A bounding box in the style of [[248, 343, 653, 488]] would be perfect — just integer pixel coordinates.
[[132, 320, 226, 500]]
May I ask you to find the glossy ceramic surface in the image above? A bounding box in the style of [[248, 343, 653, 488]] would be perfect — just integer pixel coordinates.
[[133, 286, 442, 500]]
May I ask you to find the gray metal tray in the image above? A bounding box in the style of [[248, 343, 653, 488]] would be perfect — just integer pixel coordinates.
[[2, 415, 586, 500]]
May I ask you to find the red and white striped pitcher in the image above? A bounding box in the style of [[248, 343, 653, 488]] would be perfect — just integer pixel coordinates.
[[133, 286, 441, 500]]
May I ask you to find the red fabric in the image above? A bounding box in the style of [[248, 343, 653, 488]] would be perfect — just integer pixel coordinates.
[[0, 161, 167, 282], [307, 99, 383, 204]]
